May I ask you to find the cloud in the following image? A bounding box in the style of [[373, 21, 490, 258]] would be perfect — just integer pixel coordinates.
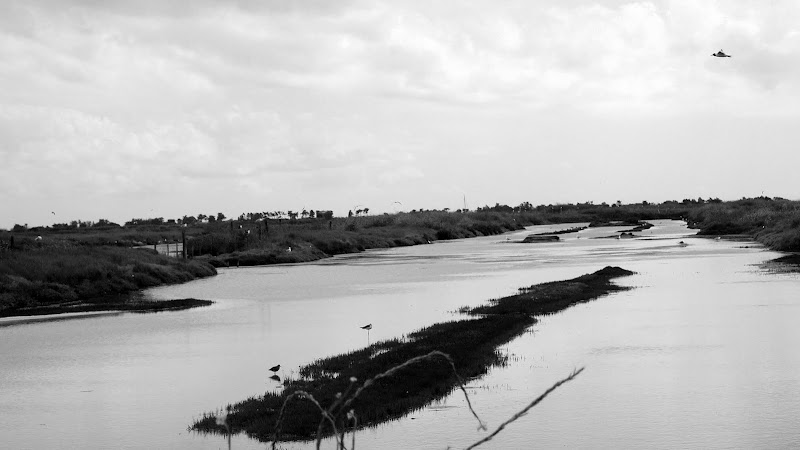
[[3, 0, 800, 226]]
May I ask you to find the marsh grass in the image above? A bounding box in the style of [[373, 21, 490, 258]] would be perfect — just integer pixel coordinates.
[[689, 197, 800, 251], [192, 266, 633, 446], [468, 266, 635, 316], [0, 245, 215, 316]]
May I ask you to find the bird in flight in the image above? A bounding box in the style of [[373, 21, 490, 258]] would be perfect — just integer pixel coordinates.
[[360, 324, 372, 330], [712, 50, 731, 57], [269, 364, 281, 373]]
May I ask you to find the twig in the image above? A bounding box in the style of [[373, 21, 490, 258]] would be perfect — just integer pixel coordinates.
[[464, 367, 585, 449], [271, 391, 339, 450], [340, 350, 487, 432]]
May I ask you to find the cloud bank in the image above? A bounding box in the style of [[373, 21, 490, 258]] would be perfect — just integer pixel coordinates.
[[2, 0, 800, 226]]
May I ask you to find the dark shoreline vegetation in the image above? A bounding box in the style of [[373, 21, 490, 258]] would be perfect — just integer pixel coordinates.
[[0, 297, 213, 319], [191, 266, 634, 443], [0, 245, 217, 317], [2, 196, 798, 317]]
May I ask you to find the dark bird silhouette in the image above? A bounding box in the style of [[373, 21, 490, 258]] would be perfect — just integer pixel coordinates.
[[269, 374, 281, 382], [712, 50, 731, 57], [360, 324, 372, 330], [269, 364, 281, 373]]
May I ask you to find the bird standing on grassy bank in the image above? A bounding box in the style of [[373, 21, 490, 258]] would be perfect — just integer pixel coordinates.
[[269, 364, 280, 373]]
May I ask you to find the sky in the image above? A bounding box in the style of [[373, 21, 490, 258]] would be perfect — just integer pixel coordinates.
[[2, 0, 800, 228]]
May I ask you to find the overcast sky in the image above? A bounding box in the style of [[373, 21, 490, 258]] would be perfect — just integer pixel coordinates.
[[2, 0, 800, 228]]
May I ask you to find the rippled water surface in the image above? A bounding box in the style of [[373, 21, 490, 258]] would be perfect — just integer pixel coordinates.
[[2, 220, 799, 449]]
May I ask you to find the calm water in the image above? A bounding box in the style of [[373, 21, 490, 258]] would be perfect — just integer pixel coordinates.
[[1, 220, 798, 449]]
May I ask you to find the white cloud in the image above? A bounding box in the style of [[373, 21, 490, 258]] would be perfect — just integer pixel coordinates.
[[3, 0, 800, 227]]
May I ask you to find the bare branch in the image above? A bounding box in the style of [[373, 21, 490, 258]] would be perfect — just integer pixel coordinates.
[[464, 367, 585, 450], [340, 350, 487, 432]]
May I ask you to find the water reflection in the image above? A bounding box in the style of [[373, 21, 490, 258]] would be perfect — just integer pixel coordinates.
[[1, 220, 799, 449]]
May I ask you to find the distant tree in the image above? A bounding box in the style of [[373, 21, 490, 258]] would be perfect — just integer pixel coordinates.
[[308, 210, 316, 219], [197, 214, 208, 222], [301, 209, 309, 219], [348, 210, 353, 218], [217, 212, 226, 221], [12, 224, 26, 232], [208, 215, 216, 223], [363, 207, 369, 215]]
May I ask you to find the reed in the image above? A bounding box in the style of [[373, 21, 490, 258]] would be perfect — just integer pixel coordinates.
[[191, 266, 633, 446]]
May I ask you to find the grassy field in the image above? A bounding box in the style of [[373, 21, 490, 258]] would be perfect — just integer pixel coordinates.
[[190, 266, 634, 443]]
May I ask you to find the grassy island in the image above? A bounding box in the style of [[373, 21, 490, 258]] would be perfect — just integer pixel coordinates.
[[191, 266, 634, 443]]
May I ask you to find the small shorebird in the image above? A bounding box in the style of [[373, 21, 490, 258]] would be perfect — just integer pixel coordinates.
[[361, 324, 372, 345], [712, 50, 731, 57], [269, 364, 281, 373]]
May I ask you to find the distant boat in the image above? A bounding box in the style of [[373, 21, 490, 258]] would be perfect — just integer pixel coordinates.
[[712, 50, 731, 57]]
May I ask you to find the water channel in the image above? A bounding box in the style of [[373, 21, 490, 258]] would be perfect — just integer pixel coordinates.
[[1, 220, 798, 449]]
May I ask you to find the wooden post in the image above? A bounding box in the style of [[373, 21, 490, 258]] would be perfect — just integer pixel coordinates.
[[182, 229, 186, 259]]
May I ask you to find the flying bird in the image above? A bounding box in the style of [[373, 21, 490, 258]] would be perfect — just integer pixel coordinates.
[[712, 50, 731, 57], [360, 324, 372, 330], [269, 364, 281, 373]]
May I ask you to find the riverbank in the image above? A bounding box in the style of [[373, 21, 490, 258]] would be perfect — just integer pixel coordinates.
[[0, 245, 216, 318], [1, 297, 213, 319], [687, 196, 800, 251], [191, 266, 634, 444]]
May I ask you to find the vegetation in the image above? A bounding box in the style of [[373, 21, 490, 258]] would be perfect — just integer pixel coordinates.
[[0, 242, 216, 317], [687, 196, 800, 251], [191, 266, 634, 443], [2, 195, 797, 317], [0, 200, 696, 268]]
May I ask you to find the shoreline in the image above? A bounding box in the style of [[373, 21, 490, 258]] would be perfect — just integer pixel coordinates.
[[0, 298, 213, 322], [191, 266, 634, 443]]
